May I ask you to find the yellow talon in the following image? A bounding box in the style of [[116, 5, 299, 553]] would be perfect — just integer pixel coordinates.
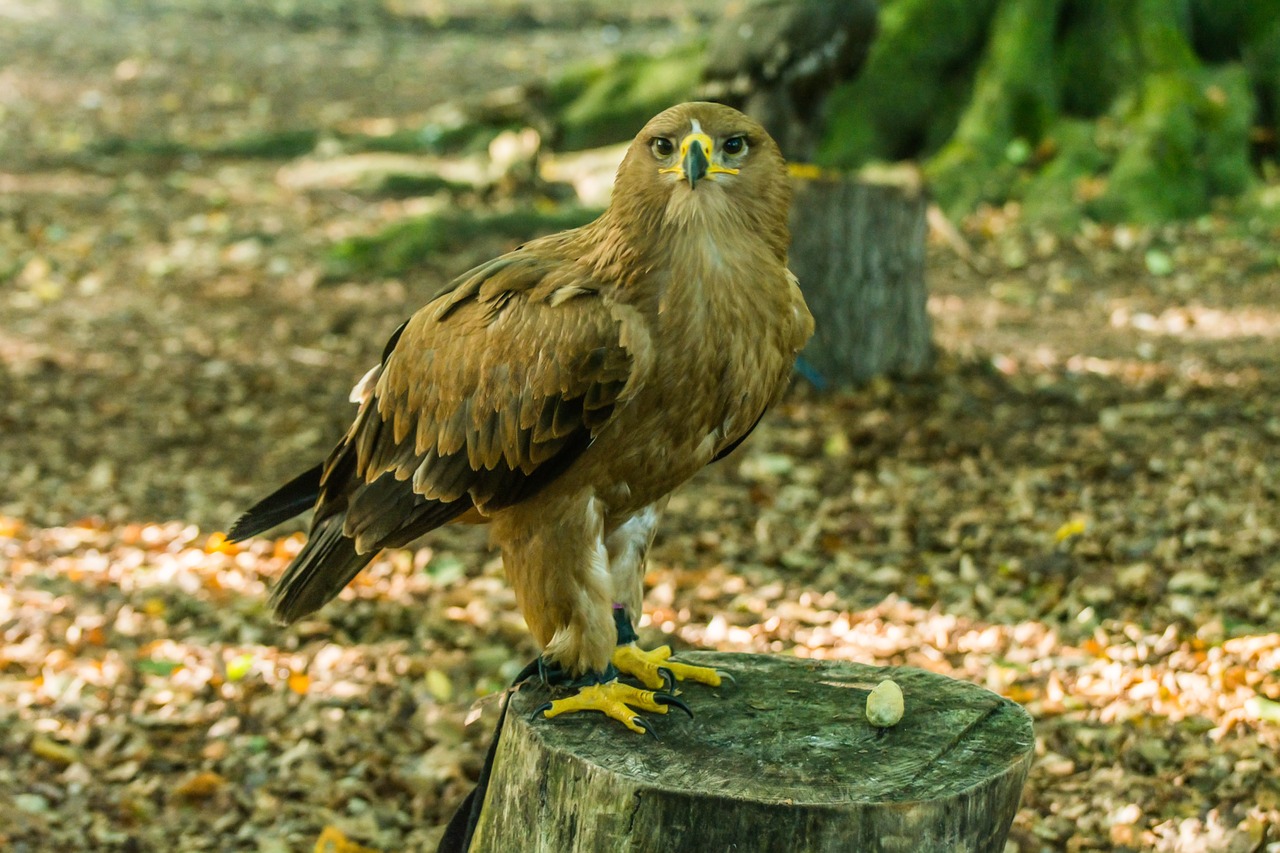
[[540, 681, 669, 734], [612, 643, 723, 689]]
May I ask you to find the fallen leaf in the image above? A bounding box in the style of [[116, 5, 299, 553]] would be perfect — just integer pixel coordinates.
[[31, 735, 78, 766], [314, 826, 379, 853], [173, 770, 227, 801], [225, 653, 255, 682], [1053, 518, 1086, 543]]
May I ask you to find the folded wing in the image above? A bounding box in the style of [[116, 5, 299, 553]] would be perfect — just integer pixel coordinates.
[[269, 244, 643, 623]]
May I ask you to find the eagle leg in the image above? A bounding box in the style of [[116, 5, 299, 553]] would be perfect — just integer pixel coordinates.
[[534, 665, 690, 736], [609, 607, 725, 691]]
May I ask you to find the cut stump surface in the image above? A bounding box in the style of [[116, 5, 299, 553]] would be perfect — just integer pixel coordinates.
[[471, 652, 1034, 853]]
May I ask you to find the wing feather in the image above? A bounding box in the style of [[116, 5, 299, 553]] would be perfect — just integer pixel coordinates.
[[346, 244, 641, 528], [268, 238, 644, 623]]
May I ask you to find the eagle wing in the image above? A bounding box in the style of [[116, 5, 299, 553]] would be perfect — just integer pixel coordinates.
[[269, 242, 645, 622]]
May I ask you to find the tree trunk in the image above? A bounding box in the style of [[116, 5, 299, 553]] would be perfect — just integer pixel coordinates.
[[817, 0, 1272, 225], [788, 175, 933, 387], [470, 652, 1033, 853]]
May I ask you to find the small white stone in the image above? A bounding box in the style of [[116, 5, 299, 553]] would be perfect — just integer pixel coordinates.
[[866, 679, 904, 728]]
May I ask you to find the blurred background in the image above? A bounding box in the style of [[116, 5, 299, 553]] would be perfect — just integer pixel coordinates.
[[2, 1, 1279, 850]]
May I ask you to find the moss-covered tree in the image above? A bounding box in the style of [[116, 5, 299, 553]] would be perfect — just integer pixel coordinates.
[[818, 0, 1278, 225]]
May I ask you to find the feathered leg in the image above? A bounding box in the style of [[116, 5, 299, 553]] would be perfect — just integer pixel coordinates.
[[602, 500, 723, 690], [492, 492, 685, 733]]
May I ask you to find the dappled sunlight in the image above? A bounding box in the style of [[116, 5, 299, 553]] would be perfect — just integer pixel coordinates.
[[4, 513, 1279, 850], [641, 563, 1280, 739], [652, 571, 1280, 848], [4, 1, 1280, 848], [0, 171, 115, 196], [1109, 302, 1280, 341]]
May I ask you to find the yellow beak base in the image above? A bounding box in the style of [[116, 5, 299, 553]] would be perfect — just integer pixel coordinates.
[[658, 132, 739, 188]]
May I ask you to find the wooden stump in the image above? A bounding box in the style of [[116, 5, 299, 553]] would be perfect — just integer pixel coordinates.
[[788, 176, 933, 387], [470, 652, 1033, 853]]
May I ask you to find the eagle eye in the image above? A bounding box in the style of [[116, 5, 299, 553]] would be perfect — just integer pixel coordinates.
[[651, 137, 675, 157]]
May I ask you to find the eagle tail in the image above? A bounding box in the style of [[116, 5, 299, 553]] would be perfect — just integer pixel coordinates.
[[268, 514, 375, 624], [227, 463, 324, 542]]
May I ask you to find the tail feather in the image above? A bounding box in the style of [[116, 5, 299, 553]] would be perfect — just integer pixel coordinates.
[[227, 463, 324, 542], [268, 514, 376, 624]]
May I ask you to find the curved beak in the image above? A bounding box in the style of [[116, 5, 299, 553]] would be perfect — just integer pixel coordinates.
[[679, 132, 712, 189]]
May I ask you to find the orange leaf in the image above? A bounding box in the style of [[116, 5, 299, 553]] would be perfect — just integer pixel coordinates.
[[1220, 666, 1249, 692], [287, 671, 311, 695], [173, 771, 227, 800], [314, 826, 379, 853], [205, 532, 239, 555], [1004, 684, 1039, 704]]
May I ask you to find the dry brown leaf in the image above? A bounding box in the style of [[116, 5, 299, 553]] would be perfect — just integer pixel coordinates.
[[173, 771, 227, 801], [313, 826, 380, 853]]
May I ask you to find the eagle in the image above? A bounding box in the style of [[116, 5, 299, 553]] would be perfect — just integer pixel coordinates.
[[228, 102, 813, 732]]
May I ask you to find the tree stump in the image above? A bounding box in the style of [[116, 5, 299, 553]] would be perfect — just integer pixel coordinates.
[[470, 652, 1033, 853], [788, 175, 933, 387]]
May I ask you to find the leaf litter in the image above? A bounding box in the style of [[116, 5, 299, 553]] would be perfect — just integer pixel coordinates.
[[3, 2, 1280, 851]]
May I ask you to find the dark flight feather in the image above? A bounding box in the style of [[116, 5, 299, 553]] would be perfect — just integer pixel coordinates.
[[226, 463, 323, 542]]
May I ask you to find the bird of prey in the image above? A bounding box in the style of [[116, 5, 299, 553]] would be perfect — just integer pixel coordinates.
[[228, 102, 813, 733], [698, 0, 879, 162]]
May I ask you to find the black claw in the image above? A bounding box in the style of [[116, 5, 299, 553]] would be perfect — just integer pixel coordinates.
[[634, 716, 659, 740], [656, 693, 693, 719], [537, 657, 571, 687], [657, 667, 675, 692], [512, 657, 542, 687], [531, 701, 553, 723]]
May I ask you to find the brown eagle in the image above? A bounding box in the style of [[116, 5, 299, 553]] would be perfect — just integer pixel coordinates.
[[229, 102, 813, 731]]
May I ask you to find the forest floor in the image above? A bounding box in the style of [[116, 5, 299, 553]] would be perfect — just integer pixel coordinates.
[[3, 2, 1280, 851]]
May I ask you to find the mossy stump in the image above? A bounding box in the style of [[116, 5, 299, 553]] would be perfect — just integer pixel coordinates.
[[470, 652, 1033, 853]]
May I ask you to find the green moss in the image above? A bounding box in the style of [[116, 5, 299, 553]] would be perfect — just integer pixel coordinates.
[[326, 205, 603, 279], [209, 129, 320, 159], [89, 135, 195, 158], [1088, 11, 1255, 223], [547, 44, 705, 151], [1056, 1, 1142, 117], [1202, 1, 1280, 155], [344, 121, 516, 157], [816, 0, 1270, 226], [1198, 64, 1256, 196], [817, 0, 999, 168], [915, 0, 1259, 224], [88, 122, 509, 164], [1018, 119, 1106, 229], [924, 0, 1064, 215], [361, 172, 472, 198], [89, 129, 319, 160], [1091, 73, 1205, 221]]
